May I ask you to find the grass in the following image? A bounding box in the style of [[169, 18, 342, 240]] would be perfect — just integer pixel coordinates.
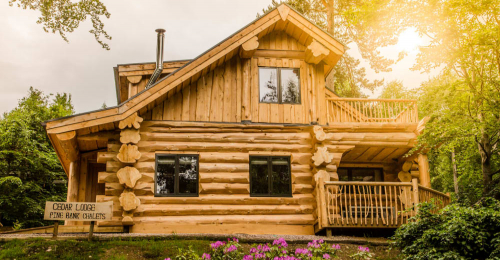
[[0, 238, 400, 259]]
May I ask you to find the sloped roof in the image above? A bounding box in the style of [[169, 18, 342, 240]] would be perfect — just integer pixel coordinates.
[[44, 4, 345, 135]]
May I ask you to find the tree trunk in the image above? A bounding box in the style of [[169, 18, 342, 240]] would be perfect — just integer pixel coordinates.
[[326, 0, 334, 35], [477, 130, 494, 197], [451, 148, 459, 198]]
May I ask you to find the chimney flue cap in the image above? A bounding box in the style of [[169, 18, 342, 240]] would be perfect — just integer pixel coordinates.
[[155, 28, 166, 34]]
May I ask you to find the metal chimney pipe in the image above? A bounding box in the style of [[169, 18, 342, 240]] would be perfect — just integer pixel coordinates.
[[146, 28, 166, 89]]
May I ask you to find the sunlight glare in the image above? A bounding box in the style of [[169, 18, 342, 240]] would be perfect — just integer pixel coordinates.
[[396, 29, 423, 53]]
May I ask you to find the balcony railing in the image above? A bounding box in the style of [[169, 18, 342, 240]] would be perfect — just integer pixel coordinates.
[[315, 179, 450, 229], [326, 98, 418, 123]]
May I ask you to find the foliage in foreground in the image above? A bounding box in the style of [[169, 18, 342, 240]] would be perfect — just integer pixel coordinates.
[[392, 198, 500, 260], [0, 87, 74, 228], [168, 238, 348, 260]]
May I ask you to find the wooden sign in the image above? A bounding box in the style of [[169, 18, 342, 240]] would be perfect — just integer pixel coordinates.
[[44, 201, 113, 221]]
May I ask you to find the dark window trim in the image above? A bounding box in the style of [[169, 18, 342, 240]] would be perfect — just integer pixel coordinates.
[[258, 67, 301, 105], [337, 167, 384, 182], [249, 155, 293, 197], [154, 154, 199, 197]]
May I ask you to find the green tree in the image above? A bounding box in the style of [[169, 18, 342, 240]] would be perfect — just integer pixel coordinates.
[[0, 87, 74, 228], [259, 0, 406, 97], [378, 80, 417, 100], [409, 0, 500, 199], [9, 0, 112, 50]]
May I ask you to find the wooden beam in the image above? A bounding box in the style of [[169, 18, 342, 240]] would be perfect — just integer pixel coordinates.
[[56, 131, 79, 162], [277, 4, 291, 21], [417, 154, 431, 187], [239, 36, 259, 58], [253, 50, 305, 60], [126, 76, 142, 84], [305, 40, 330, 64]]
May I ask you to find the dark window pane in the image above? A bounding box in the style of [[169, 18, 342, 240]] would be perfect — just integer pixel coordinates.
[[271, 157, 291, 195], [338, 168, 349, 181], [156, 156, 175, 195], [259, 68, 278, 103], [178, 156, 198, 194], [281, 69, 300, 104], [250, 157, 269, 195], [352, 169, 374, 182]]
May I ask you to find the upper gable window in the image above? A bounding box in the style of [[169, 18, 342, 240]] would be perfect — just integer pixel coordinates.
[[259, 68, 300, 104]]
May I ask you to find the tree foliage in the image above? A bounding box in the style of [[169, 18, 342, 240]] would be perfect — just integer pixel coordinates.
[[9, 0, 112, 50], [259, 0, 407, 97], [392, 199, 500, 260], [408, 0, 500, 199], [0, 87, 74, 228]]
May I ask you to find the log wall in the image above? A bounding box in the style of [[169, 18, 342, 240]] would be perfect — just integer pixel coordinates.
[[96, 121, 316, 235]]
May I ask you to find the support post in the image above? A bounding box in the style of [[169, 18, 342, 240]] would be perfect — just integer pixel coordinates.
[[88, 221, 95, 241], [52, 221, 59, 239], [417, 154, 431, 188], [412, 178, 420, 216], [326, 229, 332, 238]]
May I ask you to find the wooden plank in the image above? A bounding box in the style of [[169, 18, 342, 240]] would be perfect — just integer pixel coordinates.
[[236, 57, 242, 122], [223, 60, 232, 122]]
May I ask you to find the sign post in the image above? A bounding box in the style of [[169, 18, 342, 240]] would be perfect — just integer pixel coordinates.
[[44, 201, 112, 240]]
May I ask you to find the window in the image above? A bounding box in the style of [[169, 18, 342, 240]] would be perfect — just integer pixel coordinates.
[[155, 154, 199, 197], [249, 156, 292, 197], [337, 168, 384, 182], [259, 67, 300, 104]]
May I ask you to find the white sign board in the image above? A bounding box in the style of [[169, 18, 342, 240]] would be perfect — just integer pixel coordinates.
[[44, 201, 113, 221]]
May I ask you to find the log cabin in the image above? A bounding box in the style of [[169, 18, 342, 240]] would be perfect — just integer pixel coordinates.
[[43, 4, 449, 235]]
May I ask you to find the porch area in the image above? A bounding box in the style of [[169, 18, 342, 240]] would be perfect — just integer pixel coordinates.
[[315, 180, 450, 231], [313, 97, 450, 232]]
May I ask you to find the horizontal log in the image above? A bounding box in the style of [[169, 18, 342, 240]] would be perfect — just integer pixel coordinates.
[[253, 49, 305, 60], [129, 214, 315, 225], [140, 132, 311, 144], [324, 123, 418, 133], [134, 162, 311, 173], [200, 172, 249, 183], [137, 152, 312, 165], [127, 194, 316, 205], [137, 141, 312, 153], [200, 183, 249, 194], [133, 204, 314, 216], [127, 223, 314, 235], [105, 182, 153, 196]]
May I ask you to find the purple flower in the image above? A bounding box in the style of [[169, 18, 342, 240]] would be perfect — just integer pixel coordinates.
[[250, 247, 258, 253], [272, 238, 288, 248], [358, 246, 370, 252], [210, 241, 226, 249], [243, 255, 253, 260], [202, 253, 211, 259], [323, 253, 330, 259], [295, 248, 310, 255], [164, 259, 171, 260], [233, 237, 239, 243], [224, 245, 238, 253], [332, 244, 341, 250]]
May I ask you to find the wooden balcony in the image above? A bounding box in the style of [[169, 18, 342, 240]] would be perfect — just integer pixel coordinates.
[[326, 98, 418, 123], [315, 180, 450, 230]]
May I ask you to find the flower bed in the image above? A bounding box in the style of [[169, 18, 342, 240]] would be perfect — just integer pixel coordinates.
[[165, 237, 374, 260]]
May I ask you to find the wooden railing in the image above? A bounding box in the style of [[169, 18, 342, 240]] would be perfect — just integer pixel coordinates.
[[317, 180, 450, 229], [418, 185, 450, 212], [326, 98, 418, 123]]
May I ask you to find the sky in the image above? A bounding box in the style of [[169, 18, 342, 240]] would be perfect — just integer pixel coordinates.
[[0, 0, 437, 114]]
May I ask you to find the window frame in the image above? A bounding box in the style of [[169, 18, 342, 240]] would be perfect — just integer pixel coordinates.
[[154, 153, 199, 197], [258, 67, 301, 105], [249, 155, 293, 197]]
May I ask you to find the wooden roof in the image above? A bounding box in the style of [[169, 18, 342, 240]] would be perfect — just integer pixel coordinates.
[[44, 4, 345, 135]]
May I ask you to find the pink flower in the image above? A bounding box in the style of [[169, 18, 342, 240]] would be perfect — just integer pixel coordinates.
[[202, 253, 211, 259], [210, 241, 226, 249], [323, 253, 330, 259], [224, 245, 238, 253]]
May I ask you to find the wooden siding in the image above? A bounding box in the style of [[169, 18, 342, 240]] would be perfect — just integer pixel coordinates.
[[144, 46, 327, 125]]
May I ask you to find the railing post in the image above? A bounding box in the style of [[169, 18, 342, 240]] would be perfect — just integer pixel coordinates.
[[318, 177, 328, 228], [412, 178, 419, 216]]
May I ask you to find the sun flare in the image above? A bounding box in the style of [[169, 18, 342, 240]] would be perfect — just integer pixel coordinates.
[[396, 29, 423, 53]]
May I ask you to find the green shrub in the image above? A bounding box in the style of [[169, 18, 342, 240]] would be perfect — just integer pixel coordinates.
[[392, 198, 500, 260]]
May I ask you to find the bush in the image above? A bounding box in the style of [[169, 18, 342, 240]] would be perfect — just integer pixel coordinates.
[[163, 238, 343, 260], [392, 198, 500, 260]]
